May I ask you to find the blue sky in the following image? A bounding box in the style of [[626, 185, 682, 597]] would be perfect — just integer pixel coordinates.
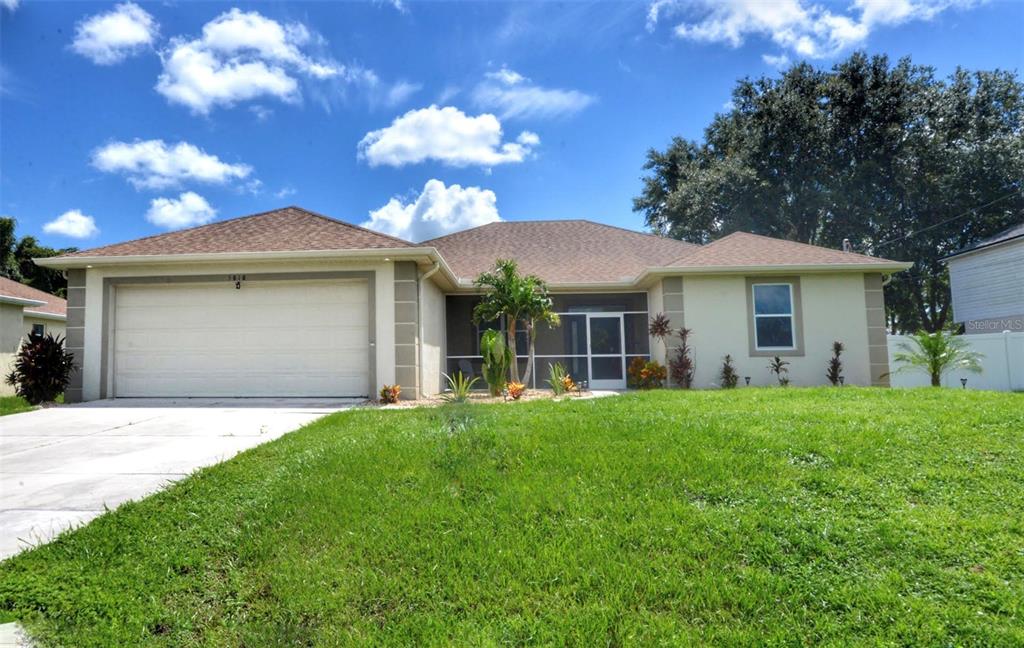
[[1, 0, 1022, 248]]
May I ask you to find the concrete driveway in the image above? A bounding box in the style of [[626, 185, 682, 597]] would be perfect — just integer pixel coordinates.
[[0, 398, 360, 561]]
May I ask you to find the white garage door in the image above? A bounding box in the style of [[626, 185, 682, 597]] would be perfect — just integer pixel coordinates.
[[113, 279, 370, 397]]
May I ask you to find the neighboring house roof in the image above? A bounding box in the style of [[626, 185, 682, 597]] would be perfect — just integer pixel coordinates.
[[424, 220, 700, 284], [61, 206, 413, 258], [666, 232, 904, 269], [0, 277, 67, 318], [943, 220, 1024, 261]]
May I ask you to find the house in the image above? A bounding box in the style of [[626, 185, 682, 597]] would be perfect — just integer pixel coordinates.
[[0, 277, 68, 396], [35, 207, 910, 402], [943, 221, 1024, 334]]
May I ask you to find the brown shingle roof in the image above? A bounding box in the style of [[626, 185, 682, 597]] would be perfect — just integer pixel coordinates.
[[0, 277, 67, 318], [64, 206, 413, 258], [424, 220, 700, 284], [669, 232, 904, 268]]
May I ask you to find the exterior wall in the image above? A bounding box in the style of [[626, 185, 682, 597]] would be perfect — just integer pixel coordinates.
[[393, 261, 419, 399], [77, 259, 396, 402], [0, 302, 24, 396], [23, 315, 65, 339], [677, 273, 873, 387], [65, 270, 86, 403], [420, 275, 445, 396], [948, 238, 1024, 332]]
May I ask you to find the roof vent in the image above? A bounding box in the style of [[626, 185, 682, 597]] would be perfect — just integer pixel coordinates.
[[842, 238, 852, 253]]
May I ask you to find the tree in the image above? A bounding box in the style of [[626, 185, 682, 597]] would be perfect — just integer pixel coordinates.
[[0, 217, 77, 297], [520, 289, 560, 388], [889, 330, 983, 387], [472, 259, 554, 383], [634, 53, 1024, 333]]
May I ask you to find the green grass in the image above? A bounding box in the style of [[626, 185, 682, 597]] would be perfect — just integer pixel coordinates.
[[1, 388, 1022, 646], [0, 395, 34, 416]]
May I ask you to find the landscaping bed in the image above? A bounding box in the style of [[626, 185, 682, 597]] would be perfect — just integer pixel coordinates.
[[1, 388, 1021, 646]]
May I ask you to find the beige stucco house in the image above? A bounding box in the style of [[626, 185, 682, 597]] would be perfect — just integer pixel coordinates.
[[0, 277, 67, 396], [36, 207, 910, 402]]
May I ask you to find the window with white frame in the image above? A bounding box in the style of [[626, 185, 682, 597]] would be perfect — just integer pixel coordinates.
[[752, 283, 795, 350]]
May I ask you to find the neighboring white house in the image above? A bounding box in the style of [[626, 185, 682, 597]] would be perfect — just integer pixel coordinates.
[[0, 277, 68, 396], [944, 221, 1024, 334], [36, 206, 912, 402]]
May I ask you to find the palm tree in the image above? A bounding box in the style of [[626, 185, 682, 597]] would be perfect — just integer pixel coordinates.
[[521, 290, 560, 388], [890, 330, 983, 387], [472, 259, 538, 383]]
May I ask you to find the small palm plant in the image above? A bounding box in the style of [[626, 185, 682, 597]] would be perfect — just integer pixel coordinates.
[[480, 329, 512, 396], [767, 356, 790, 386], [547, 362, 572, 396], [890, 330, 983, 387], [719, 354, 739, 389], [440, 371, 479, 403], [826, 341, 844, 386]]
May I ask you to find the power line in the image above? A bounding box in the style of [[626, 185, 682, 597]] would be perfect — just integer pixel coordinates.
[[873, 187, 1023, 250]]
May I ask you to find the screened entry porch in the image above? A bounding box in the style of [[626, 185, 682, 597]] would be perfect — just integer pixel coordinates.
[[444, 293, 651, 390]]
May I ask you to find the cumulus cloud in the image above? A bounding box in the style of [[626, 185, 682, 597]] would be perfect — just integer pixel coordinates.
[[648, 0, 981, 58], [362, 179, 500, 242], [71, 2, 158, 65], [43, 210, 99, 238], [156, 8, 347, 114], [146, 192, 217, 229], [472, 66, 595, 120], [358, 105, 539, 168], [92, 139, 252, 190]]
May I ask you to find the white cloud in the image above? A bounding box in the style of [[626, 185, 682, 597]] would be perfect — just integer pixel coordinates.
[[1, 0, 20, 11], [249, 105, 274, 121], [362, 179, 500, 242], [156, 8, 346, 114], [92, 139, 252, 190], [472, 66, 595, 120], [43, 210, 99, 238], [648, 0, 981, 58], [274, 186, 296, 199], [357, 105, 539, 168], [146, 192, 217, 229], [385, 80, 422, 107], [71, 2, 158, 65], [762, 53, 791, 69]]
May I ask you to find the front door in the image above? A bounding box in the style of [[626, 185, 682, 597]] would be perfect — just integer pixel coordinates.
[[587, 314, 626, 389]]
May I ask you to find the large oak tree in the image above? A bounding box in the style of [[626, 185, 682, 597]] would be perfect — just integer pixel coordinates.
[[634, 53, 1023, 333]]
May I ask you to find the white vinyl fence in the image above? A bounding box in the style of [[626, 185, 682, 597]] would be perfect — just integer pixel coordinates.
[[887, 331, 1024, 392]]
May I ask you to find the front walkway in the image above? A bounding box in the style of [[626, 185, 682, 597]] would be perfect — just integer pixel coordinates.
[[0, 398, 360, 561]]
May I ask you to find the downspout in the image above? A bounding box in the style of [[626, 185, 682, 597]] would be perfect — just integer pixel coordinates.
[[417, 261, 442, 398]]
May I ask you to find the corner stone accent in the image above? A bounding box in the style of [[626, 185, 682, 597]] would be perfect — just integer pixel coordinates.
[[865, 273, 890, 387], [64, 269, 86, 403], [394, 261, 419, 399]]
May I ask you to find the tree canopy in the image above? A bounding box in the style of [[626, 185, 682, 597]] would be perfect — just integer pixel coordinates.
[[634, 53, 1023, 333], [0, 217, 77, 297]]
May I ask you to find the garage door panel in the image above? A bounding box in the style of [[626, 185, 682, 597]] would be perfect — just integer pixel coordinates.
[[115, 325, 369, 352], [113, 279, 370, 397]]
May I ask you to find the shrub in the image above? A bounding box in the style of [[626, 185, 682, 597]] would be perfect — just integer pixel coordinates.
[[506, 381, 526, 400], [480, 329, 512, 396], [379, 384, 401, 404], [648, 313, 673, 352], [627, 357, 667, 389], [547, 362, 575, 396], [889, 330, 983, 387], [719, 354, 739, 388], [441, 372, 479, 403], [826, 341, 844, 385], [668, 327, 695, 388], [5, 333, 75, 405], [767, 356, 790, 386]]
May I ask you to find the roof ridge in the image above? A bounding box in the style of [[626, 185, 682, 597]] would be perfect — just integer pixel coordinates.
[[286, 206, 414, 247], [422, 218, 700, 248]]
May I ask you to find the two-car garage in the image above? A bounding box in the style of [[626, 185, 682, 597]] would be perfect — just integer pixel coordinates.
[[111, 278, 371, 398]]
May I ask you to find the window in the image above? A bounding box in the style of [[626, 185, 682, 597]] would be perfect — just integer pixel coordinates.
[[31, 323, 45, 336], [752, 283, 795, 350]]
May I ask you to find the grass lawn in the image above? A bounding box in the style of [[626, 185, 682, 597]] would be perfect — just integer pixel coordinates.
[[0, 395, 34, 417], [1, 388, 1022, 646]]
